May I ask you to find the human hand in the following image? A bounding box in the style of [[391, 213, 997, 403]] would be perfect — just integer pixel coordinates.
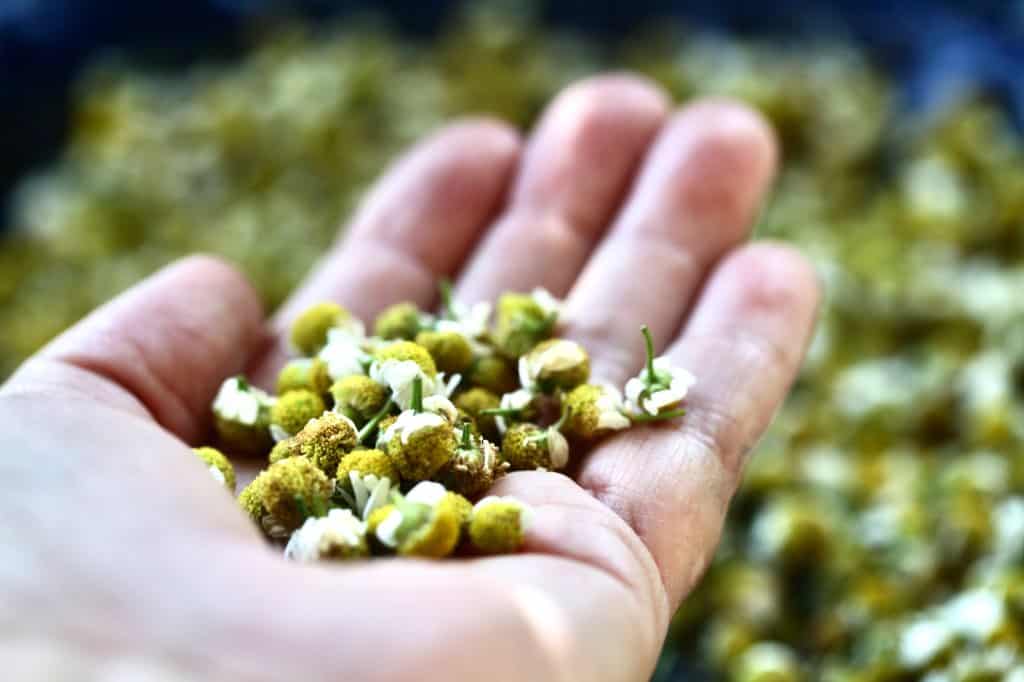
[[0, 74, 818, 681]]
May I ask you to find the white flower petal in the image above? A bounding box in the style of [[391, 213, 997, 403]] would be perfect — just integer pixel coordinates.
[[376, 508, 404, 548], [547, 430, 570, 469], [213, 377, 272, 425], [407, 481, 448, 507]]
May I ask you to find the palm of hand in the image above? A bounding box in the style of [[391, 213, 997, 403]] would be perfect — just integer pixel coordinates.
[[0, 75, 817, 682]]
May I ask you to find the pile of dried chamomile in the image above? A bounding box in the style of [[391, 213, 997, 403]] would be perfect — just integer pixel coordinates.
[[194, 285, 694, 562]]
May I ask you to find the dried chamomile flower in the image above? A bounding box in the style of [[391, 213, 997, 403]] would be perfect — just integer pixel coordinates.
[[454, 387, 501, 441], [268, 439, 299, 464], [370, 353, 458, 412], [437, 425, 508, 498], [192, 446, 235, 490], [336, 448, 398, 488], [294, 412, 358, 475], [270, 389, 327, 441], [380, 409, 457, 481], [415, 329, 474, 374], [563, 384, 631, 439], [318, 327, 371, 381], [374, 481, 462, 558], [330, 374, 389, 424], [334, 470, 397, 522], [237, 478, 265, 523], [468, 496, 534, 554], [448, 491, 474, 529], [518, 338, 590, 392], [276, 358, 332, 397], [212, 376, 275, 456], [377, 374, 457, 480], [492, 288, 561, 358], [466, 354, 519, 395], [501, 411, 570, 471], [374, 302, 428, 340], [284, 508, 369, 562], [623, 325, 695, 419], [257, 457, 333, 532], [290, 302, 359, 356], [373, 340, 437, 377]]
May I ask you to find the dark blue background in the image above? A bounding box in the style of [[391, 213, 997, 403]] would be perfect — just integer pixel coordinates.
[[2, 0, 1023, 210]]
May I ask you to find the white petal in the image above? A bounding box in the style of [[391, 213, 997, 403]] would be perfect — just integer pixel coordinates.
[[531, 288, 562, 318], [623, 377, 646, 407], [376, 508, 404, 548], [547, 430, 570, 469], [423, 395, 458, 422], [406, 481, 447, 507], [363, 477, 394, 521], [270, 424, 291, 443]]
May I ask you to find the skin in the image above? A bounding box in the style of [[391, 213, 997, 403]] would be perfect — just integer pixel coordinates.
[[0, 74, 818, 681]]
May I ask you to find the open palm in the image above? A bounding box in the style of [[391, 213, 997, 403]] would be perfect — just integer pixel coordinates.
[[0, 75, 818, 681]]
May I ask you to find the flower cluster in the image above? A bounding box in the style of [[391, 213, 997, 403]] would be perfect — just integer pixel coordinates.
[[197, 285, 694, 562]]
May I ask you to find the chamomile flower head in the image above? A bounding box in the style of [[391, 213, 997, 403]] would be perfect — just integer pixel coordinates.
[[415, 329, 474, 374], [330, 374, 389, 424], [193, 446, 235, 490], [284, 508, 369, 562], [623, 326, 696, 418], [374, 302, 427, 340], [369, 357, 456, 412], [518, 338, 591, 392], [275, 358, 332, 397], [270, 389, 326, 440], [290, 302, 356, 355], [564, 384, 631, 439], [501, 422, 570, 471], [336, 448, 398, 488], [374, 482, 462, 558], [373, 340, 437, 377], [294, 412, 358, 475], [493, 290, 560, 358], [437, 425, 508, 498], [257, 457, 333, 532], [317, 328, 370, 381], [268, 439, 299, 464], [455, 387, 501, 440], [469, 496, 534, 554], [448, 492, 474, 528], [466, 354, 519, 395], [380, 409, 457, 481], [237, 478, 266, 522], [212, 376, 275, 456]]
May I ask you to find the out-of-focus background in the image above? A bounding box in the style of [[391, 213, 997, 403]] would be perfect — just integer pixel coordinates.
[[3, 1, 1024, 680]]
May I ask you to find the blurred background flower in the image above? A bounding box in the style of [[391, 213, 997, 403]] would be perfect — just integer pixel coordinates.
[[2, 1, 1023, 680]]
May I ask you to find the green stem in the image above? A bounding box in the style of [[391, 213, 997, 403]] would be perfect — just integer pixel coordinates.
[[622, 408, 687, 423], [460, 424, 472, 449], [358, 399, 395, 444], [641, 325, 656, 384], [411, 376, 423, 413]]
